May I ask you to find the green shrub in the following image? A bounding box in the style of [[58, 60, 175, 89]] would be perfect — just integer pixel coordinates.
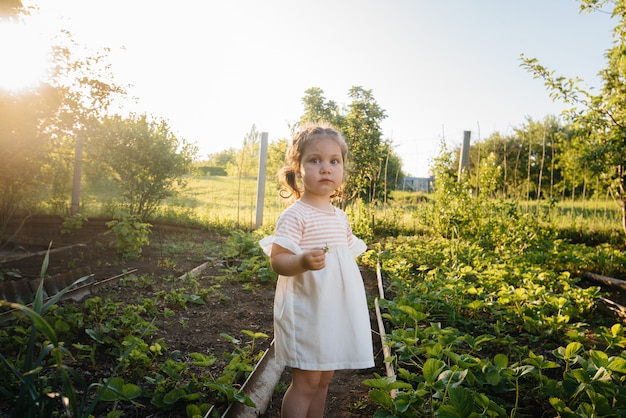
[[105, 214, 152, 260]]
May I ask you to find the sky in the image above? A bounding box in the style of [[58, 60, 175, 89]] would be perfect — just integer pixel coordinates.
[[3, 0, 616, 177]]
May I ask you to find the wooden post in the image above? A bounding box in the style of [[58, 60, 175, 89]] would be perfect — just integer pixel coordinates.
[[255, 132, 268, 229], [458, 130, 471, 182], [70, 137, 83, 215]]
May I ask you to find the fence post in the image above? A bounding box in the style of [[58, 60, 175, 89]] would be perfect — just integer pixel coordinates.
[[458, 130, 471, 182], [70, 136, 84, 215], [255, 132, 269, 229]]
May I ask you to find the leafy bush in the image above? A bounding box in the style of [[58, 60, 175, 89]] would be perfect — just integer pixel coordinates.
[[105, 214, 152, 260]]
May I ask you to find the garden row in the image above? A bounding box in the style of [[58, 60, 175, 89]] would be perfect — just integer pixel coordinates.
[[0, 229, 276, 418], [359, 228, 626, 417]]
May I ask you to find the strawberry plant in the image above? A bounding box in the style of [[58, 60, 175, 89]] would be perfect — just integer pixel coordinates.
[[361, 185, 626, 416]]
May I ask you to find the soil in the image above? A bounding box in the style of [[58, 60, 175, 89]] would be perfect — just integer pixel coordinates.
[[0, 216, 385, 417]]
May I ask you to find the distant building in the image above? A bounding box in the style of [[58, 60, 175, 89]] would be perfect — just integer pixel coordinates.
[[400, 176, 433, 192]]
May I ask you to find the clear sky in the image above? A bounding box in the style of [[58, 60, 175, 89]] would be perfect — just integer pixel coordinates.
[[5, 0, 616, 177]]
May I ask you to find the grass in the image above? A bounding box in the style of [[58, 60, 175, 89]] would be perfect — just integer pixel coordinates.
[[158, 178, 626, 238], [33, 175, 625, 237], [173, 176, 287, 227], [520, 198, 623, 239]]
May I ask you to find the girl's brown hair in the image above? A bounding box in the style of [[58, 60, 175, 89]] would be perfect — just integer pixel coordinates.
[[278, 123, 348, 201]]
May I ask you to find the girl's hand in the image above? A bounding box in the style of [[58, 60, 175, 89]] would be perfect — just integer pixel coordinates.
[[269, 244, 326, 276], [301, 248, 326, 271]]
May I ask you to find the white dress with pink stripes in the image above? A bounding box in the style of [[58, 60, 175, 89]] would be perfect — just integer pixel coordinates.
[[260, 200, 374, 370]]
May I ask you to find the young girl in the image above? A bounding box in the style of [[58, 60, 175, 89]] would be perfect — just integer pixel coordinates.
[[260, 124, 374, 417]]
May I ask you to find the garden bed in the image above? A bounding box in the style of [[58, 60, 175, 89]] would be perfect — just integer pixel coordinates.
[[0, 216, 383, 417]]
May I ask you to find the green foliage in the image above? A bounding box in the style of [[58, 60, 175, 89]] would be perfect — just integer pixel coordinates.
[[205, 148, 236, 169], [362, 195, 626, 416], [0, 279, 78, 417], [345, 199, 375, 242], [1, 23, 128, 234], [357, 150, 626, 415], [145, 330, 265, 415], [220, 229, 275, 283], [299, 86, 402, 203], [60, 212, 88, 235], [105, 214, 152, 260], [195, 165, 227, 176], [226, 124, 260, 178], [90, 114, 197, 221], [265, 138, 289, 188], [0, 249, 135, 418], [98, 376, 142, 408], [300, 87, 343, 127], [458, 116, 569, 201], [152, 275, 209, 310], [0, 87, 61, 243], [521, 2, 626, 233], [342, 86, 388, 202], [423, 144, 559, 253], [0, 262, 268, 417]]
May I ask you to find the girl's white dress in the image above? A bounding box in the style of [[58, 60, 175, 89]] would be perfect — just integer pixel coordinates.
[[260, 200, 374, 370]]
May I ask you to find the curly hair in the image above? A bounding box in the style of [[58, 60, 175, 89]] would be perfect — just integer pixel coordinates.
[[277, 123, 348, 201]]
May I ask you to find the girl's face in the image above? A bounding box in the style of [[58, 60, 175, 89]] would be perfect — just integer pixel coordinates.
[[299, 136, 344, 202]]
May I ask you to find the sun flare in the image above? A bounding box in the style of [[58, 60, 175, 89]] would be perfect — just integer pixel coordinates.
[[0, 19, 51, 91]]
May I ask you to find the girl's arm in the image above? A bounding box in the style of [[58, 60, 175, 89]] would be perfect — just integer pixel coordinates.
[[270, 243, 326, 276]]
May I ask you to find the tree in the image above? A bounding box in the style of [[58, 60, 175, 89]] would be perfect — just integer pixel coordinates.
[[206, 149, 236, 168], [380, 140, 405, 201], [266, 138, 289, 186], [477, 152, 503, 198], [298, 86, 398, 203], [0, 87, 62, 245], [196, 149, 236, 176], [459, 117, 572, 200], [228, 125, 260, 225], [227, 125, 260, 178], [0, 6, 128, 234], [300, 87, 343, 127], [0, 4, 69, 242], [90, 114, 197, 221], [521, 0, 626, 233], [342, 86, 388, 202]]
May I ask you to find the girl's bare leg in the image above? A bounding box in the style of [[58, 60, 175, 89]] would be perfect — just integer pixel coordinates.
[[305, 370, 334, 418], [281, 369, 335, 418]]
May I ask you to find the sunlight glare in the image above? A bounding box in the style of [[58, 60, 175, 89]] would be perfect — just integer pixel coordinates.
[[0, 20, 51, 91]]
